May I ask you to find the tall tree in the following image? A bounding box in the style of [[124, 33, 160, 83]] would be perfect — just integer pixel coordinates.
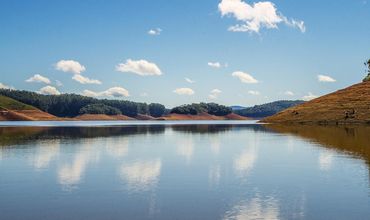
[[363, 59, 370, 82]]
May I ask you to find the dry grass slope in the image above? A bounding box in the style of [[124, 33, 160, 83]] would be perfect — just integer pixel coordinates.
[[262, 81, 370, 124]]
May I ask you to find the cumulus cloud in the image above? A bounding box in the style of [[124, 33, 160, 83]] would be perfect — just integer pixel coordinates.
[[26, 74, 51, 84], [55, 60, 86, 74], [302, 92, 318, 101], [232, 71, 258, 83], [318, 74, 336, 82], [209, 89, 222, 99], [185, 77, 195, 83], [82, 87, 130, 98], [173, 88, 195, 95], [284, 90, 294, 96], [0, 82, 14, 90], [116, 59, 162, 76], [248, 90, 260, 95], [72, 74, 102, 84], [38, 86, 61, 95], [148, 28, 162, 35], [218, 0, 305, 33]]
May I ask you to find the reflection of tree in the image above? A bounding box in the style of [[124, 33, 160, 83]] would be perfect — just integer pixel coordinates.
[[0, 125, 166, 147], [265, 124, 370, 166], [171, 124, 268, 134]]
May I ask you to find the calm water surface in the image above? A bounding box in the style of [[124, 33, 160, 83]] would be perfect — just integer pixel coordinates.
[[0, 121, 369, 220]]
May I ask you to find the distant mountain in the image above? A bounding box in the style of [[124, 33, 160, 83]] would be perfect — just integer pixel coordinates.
[[234, 100, 305, 118], [230, 106, 247, 111], [262, 81, 370, 124]]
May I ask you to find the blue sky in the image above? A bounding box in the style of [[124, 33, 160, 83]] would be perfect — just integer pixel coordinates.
[[0, 0, 369, 107]]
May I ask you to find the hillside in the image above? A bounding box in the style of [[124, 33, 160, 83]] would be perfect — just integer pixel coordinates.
[[262, 81, 370, 124], [0, 95, 36, 110], [0, 95, 59, 121], [234, 100, 305, 118]]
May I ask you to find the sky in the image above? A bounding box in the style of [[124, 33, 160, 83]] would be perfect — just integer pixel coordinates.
[[0, 0, 369, 108]]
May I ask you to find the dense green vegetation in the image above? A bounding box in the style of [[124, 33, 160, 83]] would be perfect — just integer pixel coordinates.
[[0, 95, 36, 110], [171, 103, 232, 116], [149, 103, 166, 117], [234, 100, 305, 118], [0, 89, 166, 117], [364, 59, 370, 82], [79, 104, 122, 115]]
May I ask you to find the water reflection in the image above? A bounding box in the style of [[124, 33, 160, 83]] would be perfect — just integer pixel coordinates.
[[265, 124, 370, 166], [30, 140, 60, 170], [120, 159, 162, 192], [224, 195, 280, 220], [58, 139, 101, 189], [0, 123, 369, 219]]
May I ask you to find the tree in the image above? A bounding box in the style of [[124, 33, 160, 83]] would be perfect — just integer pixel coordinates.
[[363, 59, 370, 82], [148, 103, 166, 117], [79, 104, 122, 115]]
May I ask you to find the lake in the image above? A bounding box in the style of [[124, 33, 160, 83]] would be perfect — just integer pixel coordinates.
[[0, 121, 369, 220]]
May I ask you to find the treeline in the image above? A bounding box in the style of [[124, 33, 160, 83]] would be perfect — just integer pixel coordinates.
[[171, 103, 232, 116], [234, 100, 304, 118], [0, 89, 166, 117]]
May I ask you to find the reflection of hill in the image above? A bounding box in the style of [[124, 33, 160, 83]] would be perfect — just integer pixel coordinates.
[[171, 124, 268, 134], [265, 124, 370, 165], [0, 124, 270, 147], [0, 126, 166, 146]]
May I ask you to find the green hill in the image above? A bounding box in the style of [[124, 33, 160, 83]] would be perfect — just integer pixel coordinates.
[[0, 95, 36, 111], [234, 100, 305, 118]]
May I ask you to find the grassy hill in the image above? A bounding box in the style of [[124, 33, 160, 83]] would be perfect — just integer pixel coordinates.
[[0, 95, 36, 110], [262, 81, 370, 124]]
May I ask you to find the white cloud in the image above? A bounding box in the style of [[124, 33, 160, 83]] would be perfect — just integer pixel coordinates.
[[185, 77, 195, 83], [284, 91, 294, 96], [55, 60, 86, 74], [26, 74, 51, 84], [208, 62, 222, 68], [148, 28, 162, 35], [38, 86, 61, 95], [82, 87, 130, 98], [102, 87, 130, 97], [140, 92, 148, 97], [302, 92, 318, 101], [72, 74, 102, 85], [209, 89, 222, 99], [248, 90, 260, 95], [116, 59, 162, 76], [218, 0, 305, 33], [82, 90, 99, 97], [0, 82, 14, 90], [232, 71, 258, 83], [173, 88, 195, 95], [318, 74, 336, 82]]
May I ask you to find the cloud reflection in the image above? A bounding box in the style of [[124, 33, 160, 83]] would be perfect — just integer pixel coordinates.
[[319, 151, 333, 171], [224, 195, 280, 220], [106, 138, 129, 158], [177, 138, 194, 163], [31, 140, 60, 170], [120, 159, 161, 191], [234, 148, 257, 177], [58, 140, 100, 189]]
